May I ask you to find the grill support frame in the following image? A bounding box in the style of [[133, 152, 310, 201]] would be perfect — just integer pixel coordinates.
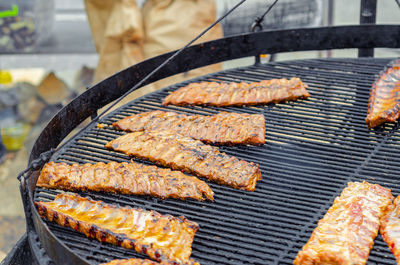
[[17, 25, 400, 265]]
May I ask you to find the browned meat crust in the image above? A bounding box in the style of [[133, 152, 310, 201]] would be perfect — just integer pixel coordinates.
[[113, 111, 265, 146], [294, 181, 393, 265], [101, 258, 178, 265], [366, 59, 400, 128], [105, 131, 262, 191], [162, 77, 310, 107], [35, 193, 199, 265], [380, 195, 400, 264], [37, 161, 214, 201]]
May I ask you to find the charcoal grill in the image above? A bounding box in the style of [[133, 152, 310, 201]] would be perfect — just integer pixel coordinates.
[[7, 3, 400, 265]]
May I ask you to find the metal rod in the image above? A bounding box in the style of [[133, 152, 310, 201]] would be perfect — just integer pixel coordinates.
[[97, 0, 247, 121], [358, 0, 377, 57], [54, 0, 248, 153]]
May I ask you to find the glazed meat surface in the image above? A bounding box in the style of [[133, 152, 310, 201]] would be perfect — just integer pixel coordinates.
[[105, 131, 262, 191], [37, 161, 213, 201], [101, 258, 198, 265], [112, 111, 265, 146], [294, 181, 393, 265], [162, 77, 310, 106], [35, 194, 199, 265], [380, 195, 400, 264], [101, 258, 175, 265], [366, 59, 400, 128]]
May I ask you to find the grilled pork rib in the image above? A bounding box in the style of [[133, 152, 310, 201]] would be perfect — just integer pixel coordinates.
[[294, 181, 393, 265], [101, 258, 177, 265], [162, 77, 310, 106], [113, 111, 265, 146], [366, 59, 400, 128], [105, 131, 262, 191], [35, 194, 199, 265], [37, 161, 214, 201], [380, 195, 400, 264]]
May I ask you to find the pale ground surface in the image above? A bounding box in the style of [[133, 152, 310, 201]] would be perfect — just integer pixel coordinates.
[[1, 0, 400, 261]]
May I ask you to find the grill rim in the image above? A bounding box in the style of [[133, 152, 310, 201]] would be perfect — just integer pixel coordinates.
[[20, 57, 400, 265]]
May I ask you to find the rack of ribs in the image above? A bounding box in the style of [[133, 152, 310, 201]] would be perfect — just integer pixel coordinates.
[[366, 59, 400, 128], [294, 181, 393, 265], [105, 131, 262, 191], [162, 77, 310, 107], [112, 111, 265, 146], [35, 193, 199, 265], [37, 161, 214, 201], [380, 195, 400, 264]]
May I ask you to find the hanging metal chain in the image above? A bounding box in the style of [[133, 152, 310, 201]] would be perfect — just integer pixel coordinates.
[[250, 0, 279, 32], [250, 0, 279, 64], [17, 149, 55, 182]]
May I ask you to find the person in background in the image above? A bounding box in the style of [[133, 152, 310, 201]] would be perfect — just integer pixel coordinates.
[[84, 0, 222, 89]]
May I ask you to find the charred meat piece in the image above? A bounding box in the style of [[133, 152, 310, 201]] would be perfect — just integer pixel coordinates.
[[37, 161, 213, 201], [35, 193, 199, 265], [380, 195, 400, 264], [101, 258, 199, 265], [162, 77, 310, 107], [105, 131, 262, 191], [294, 181, 393, 265], [113, 111, 265, 146], [366, 59, 400, 128]]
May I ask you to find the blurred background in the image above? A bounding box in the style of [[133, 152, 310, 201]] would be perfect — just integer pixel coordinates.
[[0, 0, 400, 261]]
